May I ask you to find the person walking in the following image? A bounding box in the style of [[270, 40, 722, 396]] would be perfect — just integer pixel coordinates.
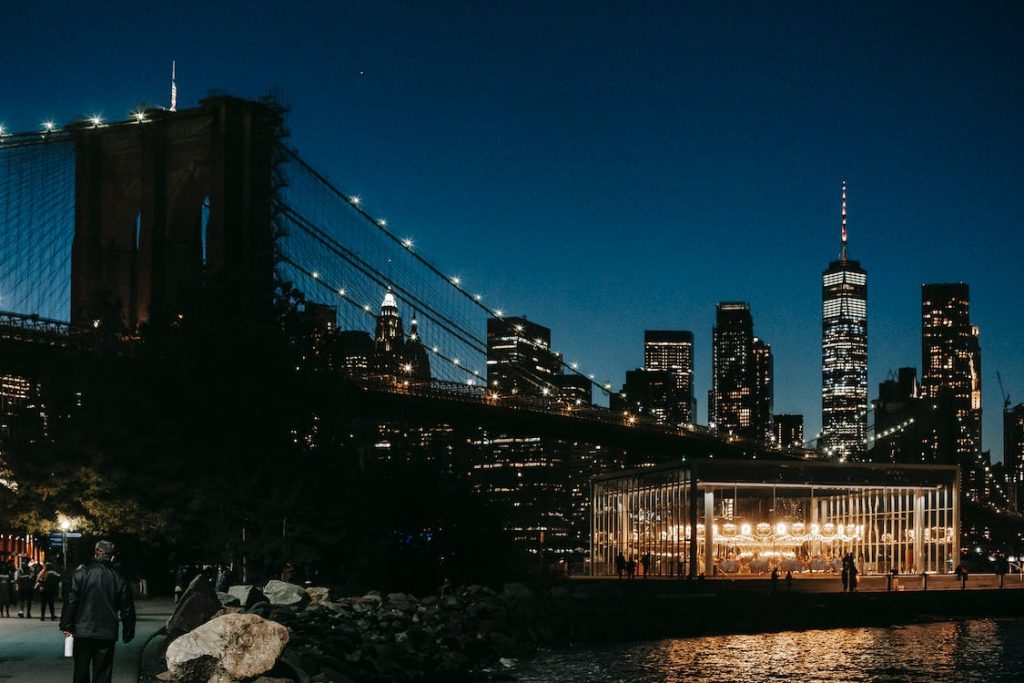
[[640, 553, 652, 579], [173, 564, 192, 603], [15, 556, 36, 618], [0, 560, 12, 617], [37, 562, 60, 620], [770, 567, 779, 592], [59, 540, 136, 683], [615, 552, 626, 579]]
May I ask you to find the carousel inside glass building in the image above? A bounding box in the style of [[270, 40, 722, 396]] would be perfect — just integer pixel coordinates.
[[590, 459, 959, 577]]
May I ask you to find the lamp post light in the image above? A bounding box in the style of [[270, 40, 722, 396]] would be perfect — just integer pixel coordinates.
[[59, 518, 71, 574]]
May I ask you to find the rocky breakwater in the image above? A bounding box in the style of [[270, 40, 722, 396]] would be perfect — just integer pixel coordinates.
[[151, 579, 637, 682]]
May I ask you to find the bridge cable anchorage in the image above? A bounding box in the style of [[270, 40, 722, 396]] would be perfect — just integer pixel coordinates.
[[282, 147, 612, 396]]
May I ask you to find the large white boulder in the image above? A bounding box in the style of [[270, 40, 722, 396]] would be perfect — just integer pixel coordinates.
[[166, 612, 289, 682], [262, 579, 309, 607]]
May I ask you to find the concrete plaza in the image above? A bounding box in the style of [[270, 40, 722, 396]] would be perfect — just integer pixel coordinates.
[[0, 598, 173, 683]]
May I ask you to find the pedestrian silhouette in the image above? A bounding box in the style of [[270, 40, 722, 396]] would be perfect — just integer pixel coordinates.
[[59, 540, 136, 683]]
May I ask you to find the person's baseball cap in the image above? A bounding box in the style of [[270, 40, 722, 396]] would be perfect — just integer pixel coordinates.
[[95, 540, 116, 556]]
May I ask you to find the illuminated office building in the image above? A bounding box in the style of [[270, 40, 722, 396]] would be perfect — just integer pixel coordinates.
[[612, 369, 675, 423], [869, 368, 956, 466], [773, 414, 804, 449], [371, 291, 430, 380], [753, 338, 773, 444], [552, 373, 592, 408], [1005, 404, 1024, 512], [710, 302, 769, 442], [921, 283, 983, 500], [821, 182, 868, 461], [486, 317, 562, 399], [644, 330, 695, 425]]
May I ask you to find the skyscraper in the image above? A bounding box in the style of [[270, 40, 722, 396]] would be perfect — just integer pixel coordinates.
[[643, 330, 695, 424], [821, 182, 868, 461], [612, 369, 676, 423], [486, 316, 562, 398], [1005, 403, 1024, 512], [869, 367, 956, 466], [921, 283, 983, 499], [773, 414, 804, 449], [753, 337, 774, 444], [710, 302, 756, 440], [371, 291, 430, 380], [373, 291, 405, 375]]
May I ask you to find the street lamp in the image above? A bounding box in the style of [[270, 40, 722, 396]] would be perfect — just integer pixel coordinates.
[[59, 518, 71, 573]]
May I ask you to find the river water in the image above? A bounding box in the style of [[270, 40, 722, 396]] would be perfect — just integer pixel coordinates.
[[512, 619, 1024, 682]]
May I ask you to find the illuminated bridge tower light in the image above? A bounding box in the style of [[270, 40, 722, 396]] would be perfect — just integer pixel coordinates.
[[821, 181, 868, 461]]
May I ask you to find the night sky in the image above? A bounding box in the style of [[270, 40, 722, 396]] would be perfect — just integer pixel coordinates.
[[3, 2, 1021, 460]]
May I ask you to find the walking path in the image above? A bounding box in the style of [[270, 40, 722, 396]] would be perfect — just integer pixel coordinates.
[[0, 598, 173, 682]]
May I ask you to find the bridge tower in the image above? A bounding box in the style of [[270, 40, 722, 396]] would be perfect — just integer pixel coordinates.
[[70, 96, 282, 330]]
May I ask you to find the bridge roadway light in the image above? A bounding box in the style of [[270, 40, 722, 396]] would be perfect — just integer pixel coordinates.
[[132, 111, 147, 123], [401, 238, 413, 248], [42, 121, 56, 132], [351, 195, 361, 206], [89, 115, 102, 127], [450, 276, 461, 287]]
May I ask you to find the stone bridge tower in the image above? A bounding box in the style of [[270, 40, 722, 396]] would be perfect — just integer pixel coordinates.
[[70, 96, 281, 330]]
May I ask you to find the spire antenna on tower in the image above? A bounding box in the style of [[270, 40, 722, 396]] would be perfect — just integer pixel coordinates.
[[840, 180, 848, 263], [170, 60, 177, 112]]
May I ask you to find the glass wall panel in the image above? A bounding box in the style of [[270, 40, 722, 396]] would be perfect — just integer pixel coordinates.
[[592, 461, 957, 577]]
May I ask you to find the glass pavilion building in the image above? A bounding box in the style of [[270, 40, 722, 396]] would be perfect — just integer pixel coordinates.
[[591, 458, 959, 577]]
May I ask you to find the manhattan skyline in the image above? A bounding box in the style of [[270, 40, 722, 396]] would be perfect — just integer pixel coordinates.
[[0, 2, 1021, 460]]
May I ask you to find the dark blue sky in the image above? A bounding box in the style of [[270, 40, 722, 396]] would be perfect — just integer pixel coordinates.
[[3, 2, 1021, 460]]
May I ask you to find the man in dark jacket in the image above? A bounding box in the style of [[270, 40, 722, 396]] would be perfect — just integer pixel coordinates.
[[59, 540, 136, 683]]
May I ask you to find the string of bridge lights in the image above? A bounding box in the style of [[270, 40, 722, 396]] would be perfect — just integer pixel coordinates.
[[0, 110, 153, 151], [816, 417, 917, 459], [275, 202, 490, 360], [0, 115, 616, 394], [285, 148, 616, 396], [282, 256, 488, 387]]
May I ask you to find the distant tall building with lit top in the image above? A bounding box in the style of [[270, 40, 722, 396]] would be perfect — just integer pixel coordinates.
[[643, 330, 695, 425], [821, 182, 868, 461]]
